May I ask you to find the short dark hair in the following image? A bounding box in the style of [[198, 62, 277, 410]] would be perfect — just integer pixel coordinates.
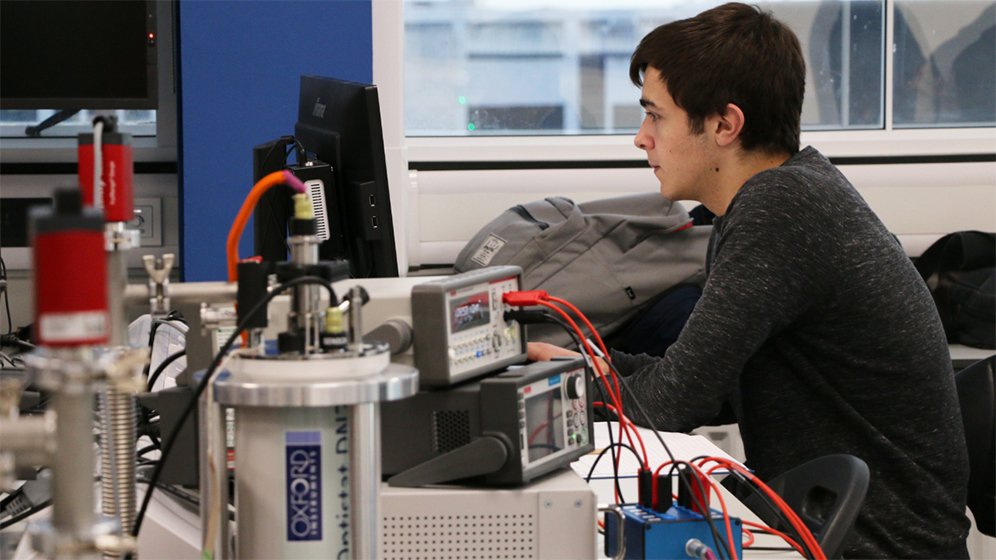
[[630, 2, 805, 155]]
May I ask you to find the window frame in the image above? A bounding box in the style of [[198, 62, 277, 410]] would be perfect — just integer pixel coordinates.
[[378, 0, 996, 162], [379, 1, 996, 271]]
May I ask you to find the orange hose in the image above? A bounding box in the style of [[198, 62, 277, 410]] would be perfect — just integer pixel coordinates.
[[226, 170, 303, 282]]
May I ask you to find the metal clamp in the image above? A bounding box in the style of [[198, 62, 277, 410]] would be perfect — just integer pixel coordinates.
[[143, 253, 175, 317], [105, 221, 141, 252]]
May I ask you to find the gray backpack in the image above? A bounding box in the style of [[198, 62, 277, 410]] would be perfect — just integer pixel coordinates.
[[454, 193, 711, 346]]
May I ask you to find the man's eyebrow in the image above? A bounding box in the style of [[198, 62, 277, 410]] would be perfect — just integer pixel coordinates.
[[639, 98, 657, 109]]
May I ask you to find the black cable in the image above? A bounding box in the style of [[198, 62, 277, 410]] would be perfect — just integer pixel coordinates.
[[137, 318, 187, 439], [0, 256, 11, 335], [131, 275, 336, 539], [137, 443, 161, 457], [164, 309, 188, 325], [583, 442, 643, 483], [287, 139, 312, 167], [141, 318, 183, 378], [0, 500, 51, 530], [146, 350, 186, 392], [0, 335, 35, 350], [598, 358, 678, 463], [592, 372, 627, 503], [261, 135, 297, 167]]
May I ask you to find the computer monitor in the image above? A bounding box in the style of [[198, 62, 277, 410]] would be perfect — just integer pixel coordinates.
[[0, 0, 158, 110], [253, 75, 400, 278]]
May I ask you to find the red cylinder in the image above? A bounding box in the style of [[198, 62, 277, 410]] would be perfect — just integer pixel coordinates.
[[32, 192, 109, 347], [78, 131, 135, 223]]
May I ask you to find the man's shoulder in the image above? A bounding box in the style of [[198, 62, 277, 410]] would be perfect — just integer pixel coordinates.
[[738, 147, 850, 205], [750, 146, 834, 184]]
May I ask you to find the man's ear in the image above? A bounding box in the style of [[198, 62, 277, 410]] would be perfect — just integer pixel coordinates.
[[712, 102, 745, 147]]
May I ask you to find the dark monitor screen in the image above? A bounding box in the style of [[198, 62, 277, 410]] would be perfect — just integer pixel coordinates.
[[253, 75, 399, 278], [0, 0, 158, 110]]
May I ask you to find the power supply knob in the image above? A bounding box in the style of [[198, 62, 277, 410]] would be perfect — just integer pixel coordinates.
[[565, 373, 585, 400]]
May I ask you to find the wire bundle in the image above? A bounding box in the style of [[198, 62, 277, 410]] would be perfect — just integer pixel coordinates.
[[503, 288, 825, 560], [503, 291, 648, 473]]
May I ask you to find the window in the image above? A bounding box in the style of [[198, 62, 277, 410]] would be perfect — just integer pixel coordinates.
[[0, 110, 157, 139], [893, 1, 995, 127], [403, 0, 994, 136]]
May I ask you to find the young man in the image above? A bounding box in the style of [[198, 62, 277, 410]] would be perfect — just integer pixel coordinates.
[[530, 3, 970, 557]]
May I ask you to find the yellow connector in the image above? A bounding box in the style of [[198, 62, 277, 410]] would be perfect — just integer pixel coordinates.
[[293, 192, 313, 220], [325, 306, 344, 334]]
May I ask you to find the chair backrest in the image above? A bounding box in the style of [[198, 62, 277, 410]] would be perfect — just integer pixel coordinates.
[[955, 354, 996, 537], [731, 454, 870, 558], [768, 454, 870, 558]]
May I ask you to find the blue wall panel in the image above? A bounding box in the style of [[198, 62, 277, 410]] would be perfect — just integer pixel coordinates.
[[179, 0, 372, 281]]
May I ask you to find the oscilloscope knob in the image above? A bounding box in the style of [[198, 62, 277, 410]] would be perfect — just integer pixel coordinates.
[[565, 373, 585, 400]]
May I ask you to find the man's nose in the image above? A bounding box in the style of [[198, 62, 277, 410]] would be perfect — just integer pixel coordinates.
[[634, 123, 652, 151]]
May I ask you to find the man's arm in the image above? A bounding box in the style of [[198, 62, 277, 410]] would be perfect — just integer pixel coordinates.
[[611, 178, 833, 433]]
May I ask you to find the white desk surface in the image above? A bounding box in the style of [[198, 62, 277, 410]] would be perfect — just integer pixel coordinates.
[[950, 343, 994, 362]]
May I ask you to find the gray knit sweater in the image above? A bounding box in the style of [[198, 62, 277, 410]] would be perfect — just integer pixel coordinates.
[[612, 147, 970, 558]]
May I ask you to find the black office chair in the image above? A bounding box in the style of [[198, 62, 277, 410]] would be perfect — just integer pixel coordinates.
[[727, 454, 870, 559], [955, 354, 996, 537]]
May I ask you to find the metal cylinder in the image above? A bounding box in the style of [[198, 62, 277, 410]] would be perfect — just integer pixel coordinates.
[[348, 403, 380, 560], [52, 384, 97, 538], [102, 238, 138, 552], [99, 387, 136, 536], [289, 235, 320, 352], [213, 351, 418, 560], [105, 234, 129, 346], [124, 281, 238, 307], [348, 289, 364, 351], [0, 414, 56, 467], [199, 391, 231, 559]]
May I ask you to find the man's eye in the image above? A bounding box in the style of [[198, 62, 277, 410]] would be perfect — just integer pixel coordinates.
[[645, 112, 659, 122]]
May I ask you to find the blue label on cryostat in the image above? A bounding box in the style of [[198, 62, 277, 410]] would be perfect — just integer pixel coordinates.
[[285, 431, 322, 541]]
